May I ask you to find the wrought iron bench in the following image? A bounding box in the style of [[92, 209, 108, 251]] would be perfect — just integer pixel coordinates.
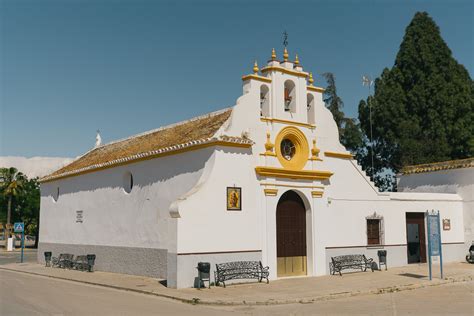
[[51, 253, 74, 269], [215, 261, 269, 287], [72, 255, 89, 271], [331, 254, 374, 276]]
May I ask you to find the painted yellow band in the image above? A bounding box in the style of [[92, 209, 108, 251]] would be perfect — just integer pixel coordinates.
[[264, 188, 278, 196], [260, 66, 308, 78], [260, 117, 316, 129], [241, 74, 272, 83], [324, 151, 354, 159], [255, 166, 333, 180]]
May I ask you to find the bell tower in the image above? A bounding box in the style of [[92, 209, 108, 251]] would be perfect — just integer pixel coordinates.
[[242, 48, 325, 125]]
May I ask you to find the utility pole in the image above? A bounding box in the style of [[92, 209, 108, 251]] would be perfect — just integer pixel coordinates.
[[362, 75, 375, 180]]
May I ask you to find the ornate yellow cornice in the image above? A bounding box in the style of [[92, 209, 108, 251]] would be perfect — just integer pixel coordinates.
[[264, 188, 278, 196], [307, 85, 325, 93], [241, 74, 272, 83], [260, 117, 316, 129], [260, 66, 308, 78], [324, 151, 354, 159], [260, 182, 324, 189], [311, 190, 324, 198], [255, 166, 333, 180]]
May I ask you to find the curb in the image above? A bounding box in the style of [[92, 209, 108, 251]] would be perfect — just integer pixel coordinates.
[[0, 266, 472, 306]]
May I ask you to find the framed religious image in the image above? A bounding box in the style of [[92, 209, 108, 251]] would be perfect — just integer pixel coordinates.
[[226, 187, 242, 211], [442, 219, 451, 231]]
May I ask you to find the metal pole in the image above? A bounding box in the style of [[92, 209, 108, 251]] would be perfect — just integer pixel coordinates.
[[368, 84, 374, 179], [438, 211, 444, 279], [426, 211, 432, 281], [21, 229, 24, 263]]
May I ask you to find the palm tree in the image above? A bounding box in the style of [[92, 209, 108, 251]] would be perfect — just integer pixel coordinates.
[[0, 167, 26, 240]]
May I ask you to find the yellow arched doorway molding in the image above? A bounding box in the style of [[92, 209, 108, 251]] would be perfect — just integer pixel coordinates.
[[275, 126, 309, 170]]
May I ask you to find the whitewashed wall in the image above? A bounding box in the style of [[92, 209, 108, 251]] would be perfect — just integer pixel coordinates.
[[398, 168, 474, 248], [39, 147, 216, 279]]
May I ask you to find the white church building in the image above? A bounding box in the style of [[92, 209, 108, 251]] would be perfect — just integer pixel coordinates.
[[39, 48, 471, 288]]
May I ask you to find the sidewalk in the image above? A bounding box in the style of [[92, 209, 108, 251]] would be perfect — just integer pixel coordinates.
[[1, 261, 472, 306]]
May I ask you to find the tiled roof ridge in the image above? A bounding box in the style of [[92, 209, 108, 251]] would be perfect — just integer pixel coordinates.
[[40, 135, 252, 183], [51, 107, 234, 172], [95, 107, 233, 150], [401, 157, 474, 174]]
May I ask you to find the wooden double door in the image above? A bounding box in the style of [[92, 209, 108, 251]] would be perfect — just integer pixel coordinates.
[[276, 191, 307, 277]]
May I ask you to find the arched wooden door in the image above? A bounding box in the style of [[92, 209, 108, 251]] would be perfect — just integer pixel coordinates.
[[276, 191, 307, 277]]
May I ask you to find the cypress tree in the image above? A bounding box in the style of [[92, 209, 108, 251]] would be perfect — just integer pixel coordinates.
[[358, 12, 473, 189]]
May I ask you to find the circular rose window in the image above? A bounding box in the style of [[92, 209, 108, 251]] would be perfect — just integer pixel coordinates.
[[280, 138, 296, 161]]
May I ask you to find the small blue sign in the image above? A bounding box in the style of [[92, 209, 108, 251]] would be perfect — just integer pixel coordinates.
[[428, 215, 440, 256], [14, 222, 24, 233], [426, 210, 444, 280]]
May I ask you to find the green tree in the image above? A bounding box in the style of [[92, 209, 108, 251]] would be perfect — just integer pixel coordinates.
[[0, 167, 26, 238], [14, 178, 40, 245], [323, 72, 363, 153], [358, 12, 473, 189]]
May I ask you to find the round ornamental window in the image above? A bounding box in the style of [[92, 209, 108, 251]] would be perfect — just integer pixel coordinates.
[[280, 139, 296, 161], [275, 126, 310, 170]]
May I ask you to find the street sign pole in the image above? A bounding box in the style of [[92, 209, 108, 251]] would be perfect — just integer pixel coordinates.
[[426, 210, 432, 281], [13, 222, 25, 263], [437, 211, 444, 279], [21, 229, 24, 263]]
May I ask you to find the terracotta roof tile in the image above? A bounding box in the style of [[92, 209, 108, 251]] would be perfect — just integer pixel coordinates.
[[401, 157, 473, 175], [41, 108, 250, 182]]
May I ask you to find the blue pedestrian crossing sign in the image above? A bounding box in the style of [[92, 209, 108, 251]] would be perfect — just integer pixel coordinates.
[[14, 222, 24, 233]]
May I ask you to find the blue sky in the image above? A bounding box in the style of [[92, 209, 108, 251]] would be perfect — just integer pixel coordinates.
[[1, 0, 472, 157]]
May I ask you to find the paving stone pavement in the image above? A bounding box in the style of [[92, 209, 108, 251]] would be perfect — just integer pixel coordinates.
[[0, 261, 472, 306]]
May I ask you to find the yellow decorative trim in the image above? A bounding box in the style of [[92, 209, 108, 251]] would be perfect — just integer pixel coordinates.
[[264, 188, 278, 196], [271, 48, 277, 60], [311, 190, 324, 198], [253, 60, 259, 74], [324, 151, 354, 159], [264, 132, 275, 155], [259, 152, 276, 157], [310, 139, 322, 161], [307, 85, 325, 93], [260, 182, 324, 189], [41, 139, 253, 183], [294, 54, 300, 65], [275, 126, 309, 170], [260, 117, 316, 129], [242, 74, 272, 83], [255, 166, 333, 180], [261, 66, 308, 78], [308, 72, 314, 85], [283, 47, 289, 61]]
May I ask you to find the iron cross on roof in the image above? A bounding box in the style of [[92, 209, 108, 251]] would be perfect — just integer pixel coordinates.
[[283, 31, 288, 48]]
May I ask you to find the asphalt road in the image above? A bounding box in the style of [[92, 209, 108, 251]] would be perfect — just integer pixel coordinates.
[[1, 269, 473, 315], [0, 269, 234, 316]]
